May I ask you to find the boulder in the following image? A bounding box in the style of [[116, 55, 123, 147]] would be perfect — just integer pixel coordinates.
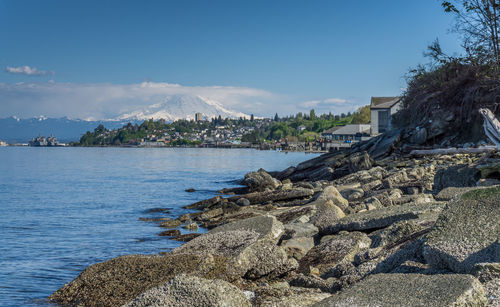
[[322, 202, 444, 235], [313, 273, 487, 307], [348, 151, 373, 173], [124, 274, 251, 307], [253, 285, 331, 307], [242, 168, 280, 192], [433, 164, 481, 192], [369, 220, 425, 249], [49, 254, 230, 307], [281, 236, 315, 260], [209, 215, 284, 242], [283, 222, 319, 239], [229, 188, 314, 205], [423, 186, 500, 273], [298, 232, 371, 277], [316, 186, 349, 211], [309, 200, 346, 232]]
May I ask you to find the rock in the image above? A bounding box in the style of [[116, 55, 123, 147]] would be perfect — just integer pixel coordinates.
[[253, 285, 331, 307], [170, 233, 201, 242], [313, 273, 487, 307], [242, 168, 280, 192], [124, 274, 251, 307], [185, 188, 196, 193], [298, 232, 371, 277], [435, 186, 484, 201], [283, 222, 319, 239], [369, 220, 425, 248], [289, 273, 340, 293], [232, 239, 292, 279], [316, 186, 349, 211], [309, 200, 346, 232], [236, 198, 251, 206], [49, 254, 231, 307], [367, 129, 401, 159], [281, 236, 315, 260], [199, 208, 223, 220], [410, 127, 428, 145], [339, 188, 364, 201], [184, 196, 222, 210], [348, 151, 373, 173], [158, 229, 181, 237], [323, 202, 444, 235], [423, 186, 500, 273], [159, 219, 181, 228], [172, 230, 261, 259], [182, 222, 198, 230], [229, 188, 314, 205], [209, 215, 284, 242], [434, 164, 481, 192]]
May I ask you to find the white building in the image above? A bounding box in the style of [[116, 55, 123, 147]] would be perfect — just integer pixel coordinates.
[[370, 97, 402, 135]]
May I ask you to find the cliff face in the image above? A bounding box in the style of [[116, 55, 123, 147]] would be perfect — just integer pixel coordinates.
[[393, 62, 500, 147]]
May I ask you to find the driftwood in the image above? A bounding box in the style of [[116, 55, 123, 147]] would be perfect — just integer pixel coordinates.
[[410, 147, 497, 157], [479, 108, 500, 149]]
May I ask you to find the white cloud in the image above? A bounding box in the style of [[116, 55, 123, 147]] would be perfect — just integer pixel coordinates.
[[5, 65, 53, 76], [0, 81, 279, 120], [297, 97, 362, 115]]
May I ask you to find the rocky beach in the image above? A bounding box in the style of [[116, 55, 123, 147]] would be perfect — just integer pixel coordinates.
[[48, 127, 500, 306]]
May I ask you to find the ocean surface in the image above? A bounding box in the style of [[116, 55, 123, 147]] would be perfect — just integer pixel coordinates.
[[0, 147, 319, 306]]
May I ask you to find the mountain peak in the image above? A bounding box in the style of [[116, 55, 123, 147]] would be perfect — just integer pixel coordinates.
[[117, 94, 249, 121]]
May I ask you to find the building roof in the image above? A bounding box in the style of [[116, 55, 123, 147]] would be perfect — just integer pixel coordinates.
[[322, 124, 371, 135], [370, 97, 401, 109]]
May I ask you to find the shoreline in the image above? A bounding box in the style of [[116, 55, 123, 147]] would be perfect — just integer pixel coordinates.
[[48, 144, 500, 306]]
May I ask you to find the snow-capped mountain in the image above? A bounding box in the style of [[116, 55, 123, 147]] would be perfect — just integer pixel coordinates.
[[118, 94, 249, 121]]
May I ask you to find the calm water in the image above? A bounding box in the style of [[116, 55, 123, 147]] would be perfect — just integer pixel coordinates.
[[0, 147, 319, 306]]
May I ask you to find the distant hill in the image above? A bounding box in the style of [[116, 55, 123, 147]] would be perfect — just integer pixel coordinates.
[[0, 117, 135, 143]]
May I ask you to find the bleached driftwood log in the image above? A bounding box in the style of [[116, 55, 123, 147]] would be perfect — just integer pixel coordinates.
[[479, 108, 500, 149]]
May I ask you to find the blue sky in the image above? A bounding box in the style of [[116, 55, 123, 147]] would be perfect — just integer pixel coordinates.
[[0, 0, 462, 119]]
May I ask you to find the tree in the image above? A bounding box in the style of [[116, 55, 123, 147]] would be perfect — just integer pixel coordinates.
[[442, 0, 500, 65], [309, 109, 316, 120], [274, 113, 279, 121], [351, 105, 371, 124]]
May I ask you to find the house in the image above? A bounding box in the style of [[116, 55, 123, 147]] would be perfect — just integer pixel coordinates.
[[370, 97, 402, 135], [322, 124, 371, 143]]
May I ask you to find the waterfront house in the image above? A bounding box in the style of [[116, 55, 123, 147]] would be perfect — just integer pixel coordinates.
[[370, 96, 402, 135], [322, 124, 371, 142]]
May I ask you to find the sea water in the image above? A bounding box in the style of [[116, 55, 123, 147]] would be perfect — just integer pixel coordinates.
[[0, 147, 319, 306]]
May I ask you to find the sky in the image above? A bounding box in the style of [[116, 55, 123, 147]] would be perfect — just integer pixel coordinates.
[[0, 0, 463, 119]]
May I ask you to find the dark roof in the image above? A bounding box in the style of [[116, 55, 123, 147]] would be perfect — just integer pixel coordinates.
[[322, 124, 370, 135], [370, 97, 401, 109]]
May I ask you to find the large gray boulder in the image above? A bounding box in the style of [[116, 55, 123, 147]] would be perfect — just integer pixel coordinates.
[[423, 186, 500, 273], [209, 215, 284, 242], [172, 216, 292, 279], [434, 164, 481, 192], [242, 168, 280, 192], [309, 200, 346, 232], [124, 274, 251, 307], [298, 232, 371, 277], [49, 254, 231, 307], [313, 273, 487, 307], [322, 202, 445, 235], [315, 186, 349, 211]]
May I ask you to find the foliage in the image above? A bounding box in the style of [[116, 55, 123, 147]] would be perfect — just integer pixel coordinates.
[[351, 105, 371, 124], [442, 0, 500, 67]]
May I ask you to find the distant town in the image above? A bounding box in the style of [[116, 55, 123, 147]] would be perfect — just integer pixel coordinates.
[[2, 97, 402, 152]]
